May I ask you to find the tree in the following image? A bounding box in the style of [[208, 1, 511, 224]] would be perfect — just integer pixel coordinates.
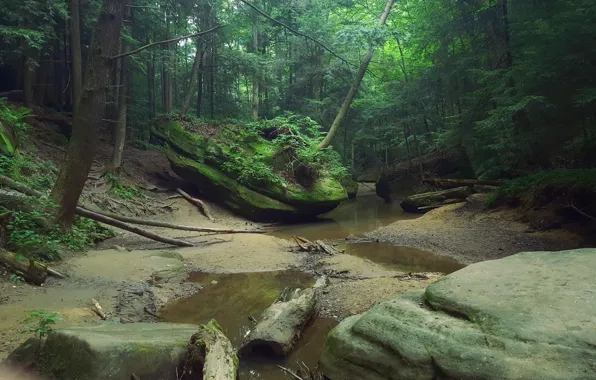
[[70, 0, 83, 115], [50, 0, 125, 227], [318, 0, 395, 149]]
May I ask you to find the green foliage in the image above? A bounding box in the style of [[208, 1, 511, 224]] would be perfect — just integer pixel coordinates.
[[486, 169, 596, 208], [24, 309, 62, 339], [9, 273, 25, 285]]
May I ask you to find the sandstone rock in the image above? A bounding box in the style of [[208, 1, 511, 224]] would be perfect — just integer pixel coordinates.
[[320, 249, 596, 380]]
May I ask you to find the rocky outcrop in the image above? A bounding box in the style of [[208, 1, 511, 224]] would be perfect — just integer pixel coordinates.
[[376, 147, 473, 201], [151, 118, 349, 221], [4, 323, 199, 380], [320, 249, 596, 380]]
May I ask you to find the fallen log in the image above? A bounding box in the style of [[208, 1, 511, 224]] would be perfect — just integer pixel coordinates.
[[0, 175, 194, 247], [315, 240, 340, 255], [177, 188, 214, 222], [83, 207, 264, 234], [0, 250, 47, 285], [184, 319, 238, 380], [422, 177, 503, 189], [400, 186, 472, 213], [239, 287, 317, 357], [91, 298, 107, 320]]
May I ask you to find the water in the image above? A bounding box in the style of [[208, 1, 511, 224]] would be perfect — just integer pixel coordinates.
[[269, 193, 418, 241], [159, 270, 335, 379], [341, 242, 465, 274]]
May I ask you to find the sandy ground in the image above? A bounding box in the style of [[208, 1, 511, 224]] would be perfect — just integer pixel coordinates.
[[367, 194, 584, 264]]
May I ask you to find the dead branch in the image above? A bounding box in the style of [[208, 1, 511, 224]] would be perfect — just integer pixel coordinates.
[[570, 202, 596, 221], [277, 365, 304, 380], [315, 240, 340, 255], [91, 298, 107, 320], [176, 188, 214, 221], [111, 25, 224, 60], [0, 175, 194, 247], [82, 207, 262, 234], [46, 267, 66, 279]]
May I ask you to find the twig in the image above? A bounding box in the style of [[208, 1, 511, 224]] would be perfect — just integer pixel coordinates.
[[176, 188, 214, 221], [47, 267, 66, 279], [277, 365, 304, 380], [111, 25, 225, 59], [92, 298, 107, 320], [570, 202, 596, 221]]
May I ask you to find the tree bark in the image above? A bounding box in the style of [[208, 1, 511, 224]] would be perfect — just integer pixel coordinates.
[[147, 46, 156, 118], [400, 186, 472, 213], [318, 0, 395, 149], [50, 0, 125, 228], [184, 320, 238, 380], [108, 54, 127, 174], [180, 39, 203, 115], [70, 0, 83, 115], [23, 56, 35, 108], [251, 19, 259, 120]]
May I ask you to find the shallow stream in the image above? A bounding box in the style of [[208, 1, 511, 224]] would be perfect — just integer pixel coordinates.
[[161, 190, 465, 379]]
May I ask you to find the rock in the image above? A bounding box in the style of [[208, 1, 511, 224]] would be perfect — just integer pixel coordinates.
[[151, 118, 348, 221], [320, 249, 596, 380], [3, 323, 198, 380], [400, 186, 472, 213], [341, 178, 359, 199], [376, 147, 473, 201]]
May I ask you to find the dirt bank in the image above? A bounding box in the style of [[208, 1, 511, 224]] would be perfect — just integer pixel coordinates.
[[367, 194, 584, 264]]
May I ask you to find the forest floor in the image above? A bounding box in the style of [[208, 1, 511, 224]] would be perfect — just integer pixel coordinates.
[[0, 115, 588, 361]]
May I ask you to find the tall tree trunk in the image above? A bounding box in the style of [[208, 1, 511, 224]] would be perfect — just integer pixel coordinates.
[[23, 55, 35, 107], [251, 19, 259, 120], [70, 0, 83, 115], [50, 0, 124, 227], [209, 35, 215, 119], [162, 15, 172, 113], [318, 0, 395, 149], [147, 48, 155, 118], [180, 39, 203, 115]]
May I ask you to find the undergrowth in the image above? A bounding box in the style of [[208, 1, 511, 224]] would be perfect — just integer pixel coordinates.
[[0, 103, 113, 261], [215, 114, 349, 188], [486, 169, 596, 208]]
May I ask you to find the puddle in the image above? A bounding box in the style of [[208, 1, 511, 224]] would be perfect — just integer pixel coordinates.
[[269, 194, 418, 241], [341, 242, 465, 274], [159, 270, 335, 379]]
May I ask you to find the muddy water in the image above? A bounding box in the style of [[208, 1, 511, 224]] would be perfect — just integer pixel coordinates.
[[341, 242, 465, 274], [159, 270, 336, 379], [269, 193, 418, 241]]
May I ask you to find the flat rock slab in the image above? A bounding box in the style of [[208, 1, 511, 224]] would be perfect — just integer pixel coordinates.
[[320, 249, 596, 380], [4, 323, 198, 380]]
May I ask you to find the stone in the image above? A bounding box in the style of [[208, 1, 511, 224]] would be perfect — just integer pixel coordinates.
[[3, 323, 198, 380], [320, 248, 596, 380], [151, 119, 348, 222]]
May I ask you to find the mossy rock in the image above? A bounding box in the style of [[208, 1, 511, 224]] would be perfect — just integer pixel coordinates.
[[153, 119, 349, 221], [6, 323, 198, 380]]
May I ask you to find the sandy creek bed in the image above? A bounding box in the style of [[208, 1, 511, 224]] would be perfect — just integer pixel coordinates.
[[0, 186, 582, 379]]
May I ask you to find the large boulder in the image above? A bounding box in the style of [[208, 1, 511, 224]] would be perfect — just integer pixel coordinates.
[[320, 249, 596, 380], [376, 147, 473, 201], [151, 117, 349, 221], [3, 323, 198, 380]]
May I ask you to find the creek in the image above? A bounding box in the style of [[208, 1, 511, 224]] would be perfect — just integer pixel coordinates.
[[161, 190, 465, 379]]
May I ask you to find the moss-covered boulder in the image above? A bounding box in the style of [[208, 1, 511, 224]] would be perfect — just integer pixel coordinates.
[[320, 249, 596, 379], [151, 116, 350, 221], [4, 323, 199, 380]]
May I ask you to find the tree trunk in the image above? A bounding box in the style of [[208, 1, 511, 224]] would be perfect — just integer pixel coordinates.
[[50, 0, 125, 228], [400, 186, 472, 213], [147, 47, 156, 118], [184, 320, 238, 380], [108, 54, 128, 174], [70, 0, 83, 115], [23, 55, 35, 108], [251, 19, 259, 120], [318, 0, 395, 149], [180, 39, 203, 115]]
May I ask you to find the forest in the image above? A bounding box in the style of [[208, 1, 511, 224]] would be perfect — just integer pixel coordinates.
[[1, 0, 596, 379]]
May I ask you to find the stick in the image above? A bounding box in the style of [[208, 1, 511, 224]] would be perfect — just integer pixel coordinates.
[[46, 267, 66, 279], [0, 175, 195, 247], [277, 365, 304, 380], [176, 188, 214, 221], [293, 236, 309, 251], [91, 298, 107, 320], [315, 240, 339, 255], [111, 25, 224, 59], [84, 207, 261, 234], [570, 202, 596, 221]]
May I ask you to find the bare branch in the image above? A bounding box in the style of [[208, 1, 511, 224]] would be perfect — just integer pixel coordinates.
[[111, 25, 225, 60], [238, 0, 357, 69]]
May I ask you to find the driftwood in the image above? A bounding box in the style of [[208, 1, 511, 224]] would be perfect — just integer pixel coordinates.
[[292, 236, 340, 255], [240, 287, 317, 357], [400, 186, 473, 213], [176, 188, 214, 221], [84, 208, 264, 234], [422, 177, 503, 189], [0, 175, 194, 247], [91, 298, 107, 320], [184, 319, 238, 380]]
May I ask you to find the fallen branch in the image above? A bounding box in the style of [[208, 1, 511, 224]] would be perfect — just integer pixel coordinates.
[[277, 365, 304, 380], [570, 202, 596, 221], [111, 25, 224, 60], [315, 240, 340, 255], [91, 298, 107, 320], [83, 207, 262, 234], [0, 175, 194, 247], [46, 267, 66, 279], [0, 249, 47, 285], [176, 188, 214, 221]]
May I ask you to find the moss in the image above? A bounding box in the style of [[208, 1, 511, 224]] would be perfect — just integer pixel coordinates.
[[37, 334, 97, 380]]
